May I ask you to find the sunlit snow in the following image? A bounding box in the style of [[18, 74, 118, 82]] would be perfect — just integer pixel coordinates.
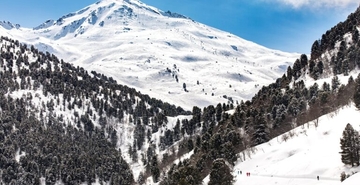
[[0, 0, 299, 110], [225, 104, 360, 185]]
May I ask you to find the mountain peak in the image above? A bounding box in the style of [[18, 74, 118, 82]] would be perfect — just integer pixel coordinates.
[[0, 21, 20, 30], [32, 0, 189, 39]]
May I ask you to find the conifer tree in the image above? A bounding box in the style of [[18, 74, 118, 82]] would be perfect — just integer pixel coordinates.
[[353, 27, 359, 41], [292, 59, 302, 80], [354, 74, 360, 110], [331, 76, 340, 92], [340, 123, 360, 166], [286, 66, 293, 81], [309, 60, 316, 75], [208, 159, 233, 185], [300, 54, 308, 68], [317, 61, 324, 74], [150, 155, 160, 183], [192, 106, 202, 124], [252, 114, 269, 145], [215, 103, 222, 122], [311, 40, 321, 60]]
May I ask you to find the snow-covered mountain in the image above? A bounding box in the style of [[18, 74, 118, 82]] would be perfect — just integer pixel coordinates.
[[0, 0, 298, 110], [0, 21, 20, 30]]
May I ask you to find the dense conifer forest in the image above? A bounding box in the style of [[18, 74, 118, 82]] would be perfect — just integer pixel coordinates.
[[0, 36, 191, 184]]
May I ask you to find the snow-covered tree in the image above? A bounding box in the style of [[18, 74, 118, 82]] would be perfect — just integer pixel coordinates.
[[252, 114, 269, 145], [208, 158, 233, 185]]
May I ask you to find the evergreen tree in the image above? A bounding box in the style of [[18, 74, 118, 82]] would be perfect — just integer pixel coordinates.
[[342, 60, 349, 76], [174, 119, 181, 141], [183, 83, 187, 92], [300, 54, 308, 68], [187, 139, 194, 151], [208, 159, 233, 185], [353, 28, 359, 43], [317, 61, 324, 74], [340, 123, 360, 166], [252, 114, 269, 145], [292, 59, 302, 80], [354, 74, 360, 110], [331, 76, 340, 92], [311, 40, 321, 60], [150, 155, 160, 183], [215, 103, 222, 122], [309, 60, 316, 75], [286, 66, 293, 81], [192, 106, 202, 124]]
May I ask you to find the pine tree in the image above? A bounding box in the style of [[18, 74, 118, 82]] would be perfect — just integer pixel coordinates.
[[150, 155, 160, 183], [354, 74, 360, 110], [252, 114, 269, 145], [317, 61, 324, 74], [331, 76, 340, 92], [353, 28, 359, 43], [340, 123, 360, 166], [215, 103, 222, 122], [342, 60, 349, 76], [174, 119, 181, 141], [300, 54, 308, 68], [192, 106, 202, 124], [208, 159, 233, 185], [292, 59, 302, 80], [287, 66, 293, 81], [309, 60, 316, 74], [311, 40, 321, 60]]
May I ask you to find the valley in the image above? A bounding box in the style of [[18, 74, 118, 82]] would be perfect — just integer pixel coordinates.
[[0, 0, 360, 185]]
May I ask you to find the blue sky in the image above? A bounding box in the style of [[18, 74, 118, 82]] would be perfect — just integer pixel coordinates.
[[0, 0, 358, 53]]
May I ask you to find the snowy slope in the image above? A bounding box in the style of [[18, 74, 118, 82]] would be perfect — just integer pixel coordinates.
[[0, 0, 299, 110], [227, 104, 360, 185], [342, 172, 360, 185]]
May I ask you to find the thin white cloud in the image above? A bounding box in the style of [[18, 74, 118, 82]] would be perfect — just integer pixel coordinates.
[[271, 0, 359, 9]]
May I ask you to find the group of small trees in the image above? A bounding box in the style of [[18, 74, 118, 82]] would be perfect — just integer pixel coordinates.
[[339, 77, 360, 178], [340, 76, 360, 167]]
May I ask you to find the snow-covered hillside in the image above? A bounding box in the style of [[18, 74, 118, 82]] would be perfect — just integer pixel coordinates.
[[0, 0, 299, 110], [225, 104, 360, 185], [342, 172, 360, 185]]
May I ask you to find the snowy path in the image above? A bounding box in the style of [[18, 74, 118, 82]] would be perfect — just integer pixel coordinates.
[[246, 173, 339, 181], [233, 173, 340, 185]]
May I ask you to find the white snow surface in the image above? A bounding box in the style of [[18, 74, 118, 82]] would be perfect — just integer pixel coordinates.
[[342, 172, 360, 185], [226, 104, 360, 185], [0, 0, 299, 110]]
